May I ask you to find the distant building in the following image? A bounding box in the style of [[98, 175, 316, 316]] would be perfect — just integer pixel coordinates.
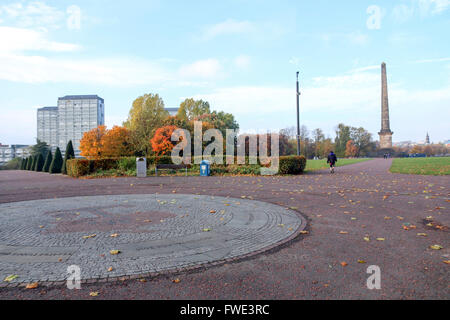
[[0, 144, 31, 166], [165, 107, 178, 116], [425, 132, 430, 144], [37, 106, 59, 151], [57, 95, 105, 156]]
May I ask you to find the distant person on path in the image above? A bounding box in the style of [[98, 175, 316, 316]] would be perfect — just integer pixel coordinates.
[[327, 151, 338, 173]]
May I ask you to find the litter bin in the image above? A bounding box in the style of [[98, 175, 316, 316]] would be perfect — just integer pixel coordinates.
[[136, 157, 147, 178], [200, 160, 210, 176]]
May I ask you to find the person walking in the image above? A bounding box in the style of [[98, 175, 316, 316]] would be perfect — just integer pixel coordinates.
[[327, 151, 338, 174]]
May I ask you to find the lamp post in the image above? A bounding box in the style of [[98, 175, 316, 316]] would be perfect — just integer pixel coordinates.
[[296, 71, 301, 156]]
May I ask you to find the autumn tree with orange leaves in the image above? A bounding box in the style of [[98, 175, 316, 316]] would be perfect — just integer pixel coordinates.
[[80, 125, 133, 159], [150, 125, 179, 157], [345, 139, 358, 158]]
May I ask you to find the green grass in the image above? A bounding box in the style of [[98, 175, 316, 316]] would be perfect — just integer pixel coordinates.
[[305, 158, 372, 172], [390, 157, 450, 176]]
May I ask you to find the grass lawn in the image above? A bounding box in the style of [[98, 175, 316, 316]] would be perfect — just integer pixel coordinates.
[[305, 158, 372, 172], [390, 157, 450, 176]]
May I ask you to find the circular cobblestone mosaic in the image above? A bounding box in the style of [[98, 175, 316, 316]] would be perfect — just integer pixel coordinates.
[[0, 194, 304, 284]]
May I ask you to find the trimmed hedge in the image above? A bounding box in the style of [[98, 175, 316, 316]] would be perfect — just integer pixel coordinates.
[[34, 153, 44, 172], [65, 155, 307, 177], [278, 156, 307, 174], [66, 159, 91, 177], [43, 150, 53, 172], [49, 147, 63, 174]]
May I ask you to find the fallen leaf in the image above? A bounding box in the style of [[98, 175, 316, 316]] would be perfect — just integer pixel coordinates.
[[110, 233, 119, 238], [107, 267, 113, 272], [443, 260, 450, 264], [138, 279, 147, 283], [89, 292, 99, 297], [376, 238, 385, 241], [82, 234, 97, 239], [110, 250, 120, 255], [209, 210, 216, 213], [363, 236, 370, 242], [26, 282, 39, 289], [358, 260, 366, 264], [300, 231, 309, 234], [202, 228, 211, 232], [417, 233, 427, 237], [430, 245, 443, 250], [340, 262, 348, 267], [339, 231, 348, 234], [172, 278, 181, 283], [4, 275, 18, 282]]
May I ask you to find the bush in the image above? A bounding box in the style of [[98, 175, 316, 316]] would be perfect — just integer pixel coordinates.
[[49, 147, 63, 174], [117, 157, 136, 171], [62, 140, 75, 175], [66, 159, 92, 177], [278, 156, 307, 174], [43, 150, 53, 172], [34, 153, 44, 172]]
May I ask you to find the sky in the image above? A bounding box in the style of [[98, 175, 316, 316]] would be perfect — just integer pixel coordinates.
[[0, 0, 449, 145]]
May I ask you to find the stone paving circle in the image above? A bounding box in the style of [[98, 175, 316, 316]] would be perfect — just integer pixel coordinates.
[[0, 194, 305, 284]]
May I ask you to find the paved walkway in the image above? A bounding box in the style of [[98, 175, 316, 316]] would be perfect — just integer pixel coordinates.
[[0, 159, 448, 299]]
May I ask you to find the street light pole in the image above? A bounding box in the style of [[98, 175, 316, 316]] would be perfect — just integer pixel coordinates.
[[296, 71, 301, 156]]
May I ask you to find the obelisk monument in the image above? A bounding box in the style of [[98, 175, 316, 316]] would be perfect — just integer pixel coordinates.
[[378, 62, 393, 149]]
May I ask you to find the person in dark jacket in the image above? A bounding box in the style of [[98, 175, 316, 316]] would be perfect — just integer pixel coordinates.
[[327, 151, 338, 173]]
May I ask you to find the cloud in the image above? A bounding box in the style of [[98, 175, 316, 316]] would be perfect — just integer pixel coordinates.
[[200, 19, 256, 40], [234, 55, 251, 69], [320, 31, 369, 46], [0, 1, 65, 29], [178, 59, 222, 79], [0, 26, 80, 53]]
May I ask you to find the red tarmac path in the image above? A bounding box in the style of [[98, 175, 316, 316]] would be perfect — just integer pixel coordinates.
[[0, 159, 448, 299]]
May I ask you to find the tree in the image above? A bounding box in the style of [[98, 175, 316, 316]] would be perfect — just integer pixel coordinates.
[[79, 125, 107, 160], [350, 127, 373, 156], [177, 98, 211, 121], [49, 147, 63, 174], [20, 158, 26, 170], [123, 93, 168, 155], [43, 150, 53, 172], [335, 124, 351, 158], [1, 158, 22, 170], [151, 125, 179, 156], [34, 153, 44, 172], [62, 140, 75, 174], [312, 128, 325, 158], [29, 156, 36, 171], [30, 139, 49, 158], [26, 156, 32, 170], [101, 126, 133, 158], [345, 140, 358, 157]]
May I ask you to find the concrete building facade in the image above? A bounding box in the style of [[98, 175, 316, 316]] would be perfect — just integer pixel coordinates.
[[57, 95, 105, 156], [37, 107, 59, 151]]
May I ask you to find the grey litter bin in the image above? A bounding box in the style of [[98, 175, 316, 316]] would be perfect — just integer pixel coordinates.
[[136, 157, 147, 178], [200, 160, 210, 176]]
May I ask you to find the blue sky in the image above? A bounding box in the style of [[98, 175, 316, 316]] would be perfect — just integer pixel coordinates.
[[0, 0, 449, 145]]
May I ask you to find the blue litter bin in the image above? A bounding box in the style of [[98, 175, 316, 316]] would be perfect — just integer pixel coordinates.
[[200, 160, 210, 176]]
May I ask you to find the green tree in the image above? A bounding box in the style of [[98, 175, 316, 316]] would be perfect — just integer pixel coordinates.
[[49, 147, 63, 174], [43, 150, 53, 172], [29, 155, 37, 171], [334, 124, 351, 157], [123, 93, 169, 155], [350, 127, 373, 157], [177, 98, 211, 121], [20, 158, 26, 170], [25, 156, 31, 170], [30, 139, 49, 157], [34, 153, 44, 172], [62, 140, 75, 175]]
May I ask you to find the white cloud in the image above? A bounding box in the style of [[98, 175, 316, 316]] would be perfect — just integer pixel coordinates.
[[178, 59, 222, 79], [201, 19, 256, 40], [234, 55, 251, 69], [320, 31, 369, 46], [0, 26, 80, 53], [0, 1, 65, 29]]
